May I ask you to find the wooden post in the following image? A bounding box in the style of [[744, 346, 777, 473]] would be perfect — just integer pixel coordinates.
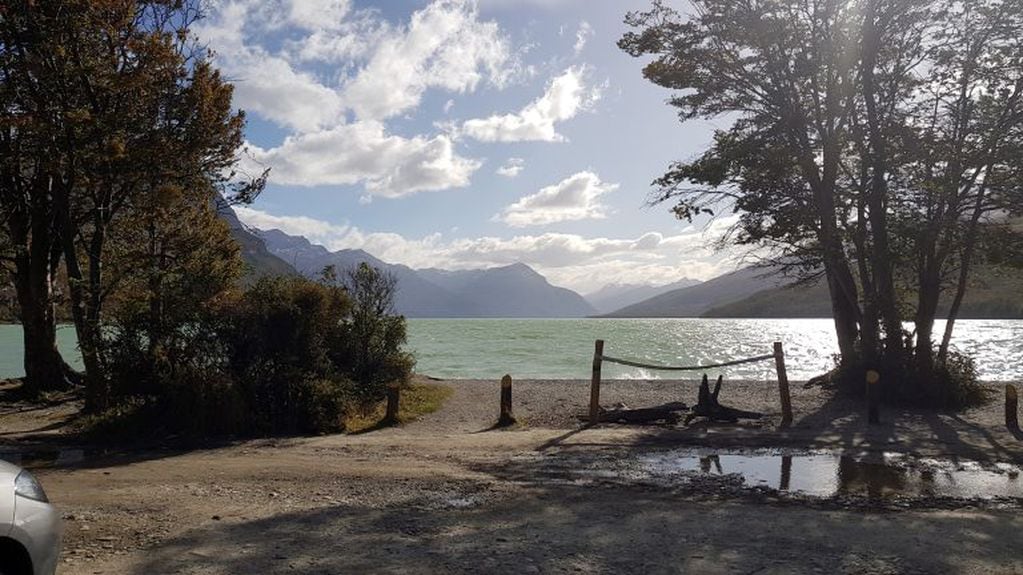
[[779, 455, 792, 491], [1007, 384, 1019, 431], [385, 383, 400, 424], [866, 370, 881, 425], [589, 339, 604, 425], [498, 374, 517, 427], [773, 342, 793, 428]]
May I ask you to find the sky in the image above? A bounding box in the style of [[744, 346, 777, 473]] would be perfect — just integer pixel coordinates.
[[198, 0, 743, 294]]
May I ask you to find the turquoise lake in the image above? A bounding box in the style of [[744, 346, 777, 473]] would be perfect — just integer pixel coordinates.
[[3, 319, 1021, 381]]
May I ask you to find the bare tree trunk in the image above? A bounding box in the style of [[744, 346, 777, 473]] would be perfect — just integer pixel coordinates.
[[6, 177, 74, 394], [13, 261, 70, 393], [914, 257, 942, 371], [861, 0, 906, 360], [57, 190, 109, 412], [938, 179, 991, 362], [824, 258, 861, 362]]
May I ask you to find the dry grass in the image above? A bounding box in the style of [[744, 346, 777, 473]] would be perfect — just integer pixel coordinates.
[[344, 382, 454, 433]]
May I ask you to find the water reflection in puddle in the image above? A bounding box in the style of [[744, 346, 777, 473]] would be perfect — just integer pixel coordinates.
[[639, 451, 1023, 499]]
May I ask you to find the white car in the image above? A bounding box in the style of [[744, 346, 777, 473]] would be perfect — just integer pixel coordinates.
[[0, 460, 61, 575]]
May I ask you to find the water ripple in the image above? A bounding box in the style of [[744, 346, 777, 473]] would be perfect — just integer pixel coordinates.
[[404, 318, 1023, 381]]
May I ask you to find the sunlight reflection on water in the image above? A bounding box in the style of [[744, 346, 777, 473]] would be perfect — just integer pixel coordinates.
[[0, 319, 1019, 381], [405, 318, 1023, 381]]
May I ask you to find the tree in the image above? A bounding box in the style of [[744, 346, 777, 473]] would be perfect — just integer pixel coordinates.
[[104, 183, 243, 399], [0, 0, 263, 409], [334, 263, 414, 405], [0, 2, 82, 393], [620, 0, 868, 359], [891, 1, 1023, 368], [621, 0, 1023, 403]]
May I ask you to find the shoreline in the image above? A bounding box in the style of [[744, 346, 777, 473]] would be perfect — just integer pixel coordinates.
[[3, 375, 1022, 574]]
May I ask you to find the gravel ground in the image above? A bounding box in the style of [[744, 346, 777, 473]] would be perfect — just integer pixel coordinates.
[[406, 377, 1023, 462], [414, 377, 822, 430], [4, 376, 1023, 574]]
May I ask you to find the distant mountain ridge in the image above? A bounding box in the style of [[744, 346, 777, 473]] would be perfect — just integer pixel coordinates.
[[603, 263, 1023, 319], [585, 279, 702, 315], [258, 228, 597, 318], [703, 270, 1023, 319], [601, 266, 789, 317], [218, 202, 297, 281]]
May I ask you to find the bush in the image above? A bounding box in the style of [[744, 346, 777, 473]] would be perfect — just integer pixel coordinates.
[[829, 348, 988, 409], [98, 269, 415, 439], [221, 275, 355, 435], [330, 263, 415, 406]]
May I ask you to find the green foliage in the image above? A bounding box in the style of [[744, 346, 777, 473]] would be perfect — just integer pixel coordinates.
[[830, 349, 988, 410], [331, 263, 415, 405], [98, 265, 415, 439], [221, 275, 353, 435], [621, 0, 1023, 401]]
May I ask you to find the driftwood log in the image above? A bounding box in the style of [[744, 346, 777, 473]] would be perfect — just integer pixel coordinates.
[[580, 402, 689, 425], [684, 374, 763, 424]]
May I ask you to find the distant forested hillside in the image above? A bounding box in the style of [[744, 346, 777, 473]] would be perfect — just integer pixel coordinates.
[[704, 267, 1023, 319]]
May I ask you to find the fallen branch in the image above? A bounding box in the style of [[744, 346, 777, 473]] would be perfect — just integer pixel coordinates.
[[684, 375, 763, 424], [579, 402, 689, 425]]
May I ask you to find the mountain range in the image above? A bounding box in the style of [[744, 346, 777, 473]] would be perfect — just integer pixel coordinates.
[[701, 270, 1023, 319], [585, 279, 702, 315], [601, 266, 790, 318], [219, 201, 296, 282], [223, 205, 1023, 320], [257, 228, 596, 318]]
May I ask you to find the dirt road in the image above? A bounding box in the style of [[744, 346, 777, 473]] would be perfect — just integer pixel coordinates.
[[6, 378, 1023, 574]]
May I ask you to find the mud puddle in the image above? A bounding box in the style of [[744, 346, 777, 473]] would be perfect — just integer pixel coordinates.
[[637, 450, 1023, 499]]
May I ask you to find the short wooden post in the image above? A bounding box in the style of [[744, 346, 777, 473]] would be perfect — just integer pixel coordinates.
[[384, 383, 400, 424], [1006, 384, 1019, 431], [773, 342, 793, 428], [589, 339, 604, 425], [779, 455, 792, 491], [866, 370, 881, 425], [498, 374, 517, 427]]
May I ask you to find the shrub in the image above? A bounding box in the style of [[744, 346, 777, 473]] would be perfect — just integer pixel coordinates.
[[329, 263, 415, 407], [830, 348, 988, 409], [98, 267, 416, 439], [219, 276, 352, 434]]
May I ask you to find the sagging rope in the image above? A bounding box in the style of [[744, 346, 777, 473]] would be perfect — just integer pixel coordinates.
[[600, 352, 776, 372], [588, 339, 793, 428]]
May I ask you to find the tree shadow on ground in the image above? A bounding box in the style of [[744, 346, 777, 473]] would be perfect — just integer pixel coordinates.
[[130, 481, 1023, 575]]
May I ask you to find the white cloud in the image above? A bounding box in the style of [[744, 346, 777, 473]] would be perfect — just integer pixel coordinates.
[[286, 10, 389, 63], [287, 0, 351, 31], [340, 0, 513, 121], [197, 0, 524, 199], [235, 208, 744, 292], [243, 122, 480, 197], [234, 206, 355, 245], [574, 21, 593, 56], [498, 171, 616, 226], [195, 2, 346, 132], [461, 66, 600, 142], [496, 157, 525, 178]]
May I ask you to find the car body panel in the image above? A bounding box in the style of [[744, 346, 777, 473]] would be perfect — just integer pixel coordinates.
[[0, 460, 18, 539], [0, 459, 62, 575], [11, 495, 62, 575]]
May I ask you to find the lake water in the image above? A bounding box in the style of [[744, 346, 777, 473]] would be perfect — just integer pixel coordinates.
[[2, 319, 1021, 381]]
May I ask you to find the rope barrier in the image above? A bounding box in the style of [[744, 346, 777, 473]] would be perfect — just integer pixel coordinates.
[[588, 339, 793, 428], [600, 352, 777, 372]]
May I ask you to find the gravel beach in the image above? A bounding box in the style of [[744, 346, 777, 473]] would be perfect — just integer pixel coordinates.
[[5, 376, 1023, 574], [406, 377, 1023, 461]]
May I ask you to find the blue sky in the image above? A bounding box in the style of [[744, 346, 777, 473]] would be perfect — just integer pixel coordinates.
[[199, 0, 741, 293]]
